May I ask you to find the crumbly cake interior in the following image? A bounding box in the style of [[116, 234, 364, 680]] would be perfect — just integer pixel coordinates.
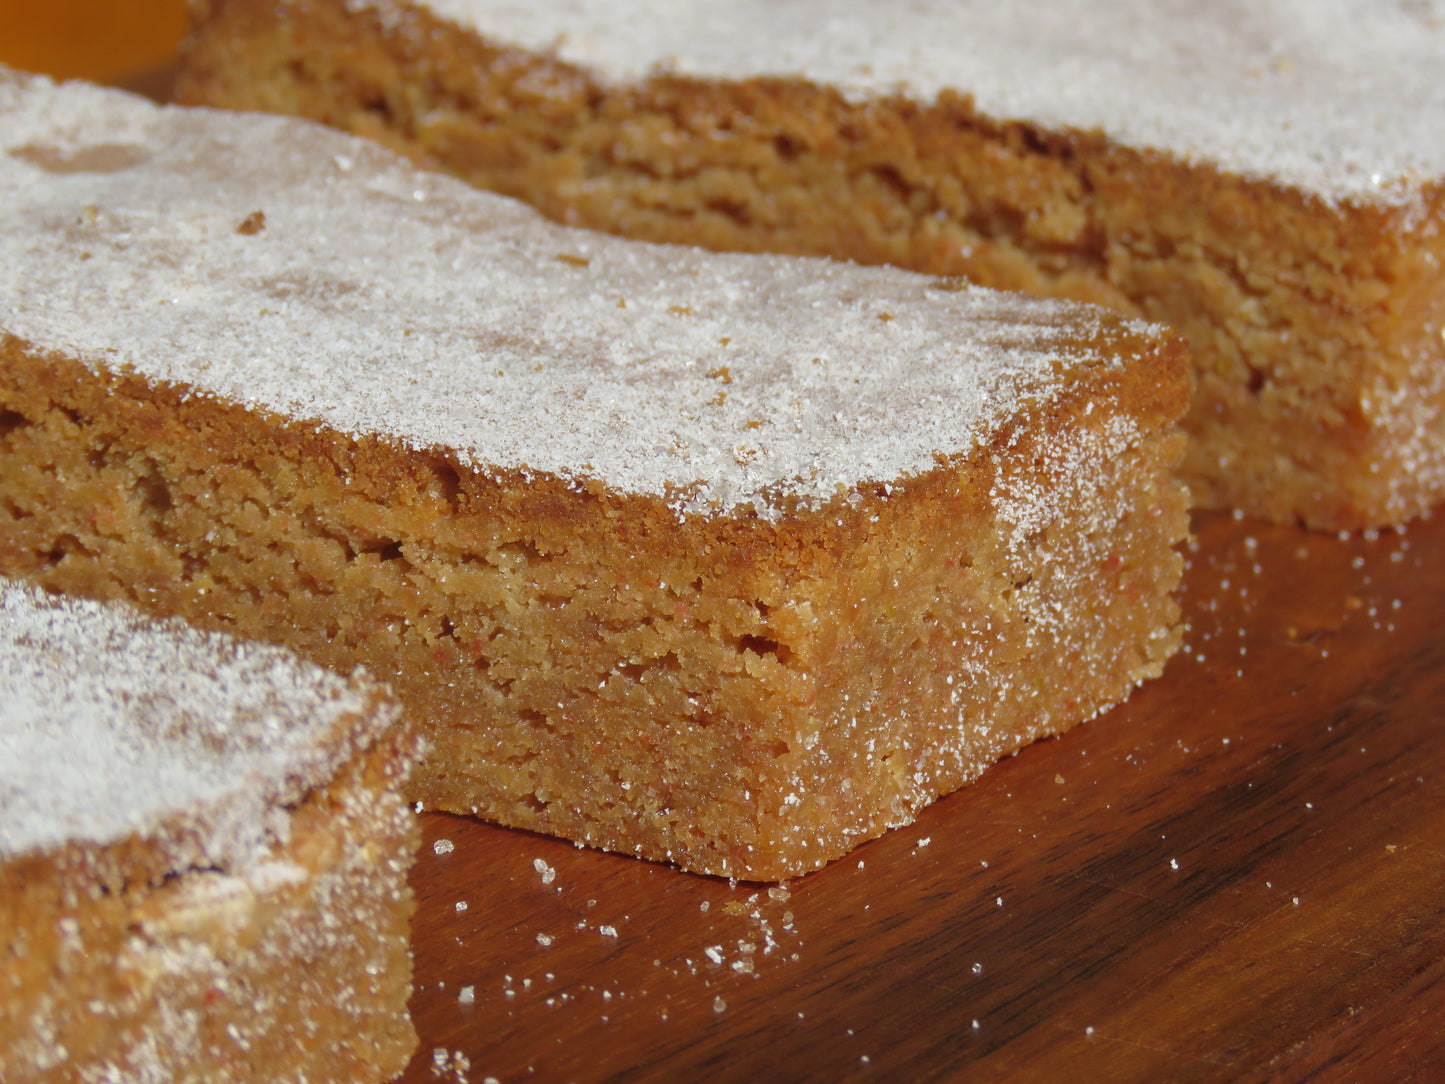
[[176, 0, 1445, 529], [0, 585, 420, 1083], [0, 72, 1189, 878]]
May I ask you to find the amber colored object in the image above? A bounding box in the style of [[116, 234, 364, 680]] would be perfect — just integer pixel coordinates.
[[0, 0, 186, 82]]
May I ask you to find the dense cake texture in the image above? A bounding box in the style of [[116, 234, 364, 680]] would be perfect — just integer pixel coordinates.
[[178, 0, 1445, 529], [0, 71, 1189, 879], [0, 581, 420, 1083]]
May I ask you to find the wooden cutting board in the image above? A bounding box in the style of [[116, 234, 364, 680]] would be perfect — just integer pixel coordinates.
[[5, 10, 1444, 1082]]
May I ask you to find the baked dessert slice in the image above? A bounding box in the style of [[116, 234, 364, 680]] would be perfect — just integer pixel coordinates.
[[0, 580, 420, 1084], [177, 0, 1445, 530], [0, 69, 1188, 879]]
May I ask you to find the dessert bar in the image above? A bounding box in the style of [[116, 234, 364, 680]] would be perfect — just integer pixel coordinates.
[[0, 70, 1188, 878]]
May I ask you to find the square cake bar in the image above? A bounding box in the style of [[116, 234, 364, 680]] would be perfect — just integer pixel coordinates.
[[0, 70, 1188, 879]]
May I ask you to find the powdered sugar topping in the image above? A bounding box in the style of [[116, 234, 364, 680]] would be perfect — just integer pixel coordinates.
[[400, 0, 1445, 203], [0, 73, 1151, 520], [0, 581, 399, 864]]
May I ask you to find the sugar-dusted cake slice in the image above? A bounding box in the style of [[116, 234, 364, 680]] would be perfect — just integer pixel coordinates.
[[0, 70, 1188, 879], [178, 0, 1445, 529], [0, 580, 420, 1083]]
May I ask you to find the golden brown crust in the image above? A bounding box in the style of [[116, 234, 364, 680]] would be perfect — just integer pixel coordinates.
[[178, 0, 1445, 528]]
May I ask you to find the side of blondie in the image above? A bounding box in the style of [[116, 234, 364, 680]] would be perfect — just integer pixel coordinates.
[[0, 70, 1188, 878]]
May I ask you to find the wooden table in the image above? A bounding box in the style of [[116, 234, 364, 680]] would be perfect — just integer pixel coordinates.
[[5, 11, 1445, 1083]]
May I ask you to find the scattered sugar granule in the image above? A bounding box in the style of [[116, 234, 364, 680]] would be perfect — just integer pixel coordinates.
[[916, 837, 931, 848], [458, 986, 475, 1005], [433, 838, 455, 856], [455, 900, 469, 913], [713, 996, 728, 1013], [536, 932, 554, 947], [599, 924, 619, 938], [533, 857, 556, 884], [430, 1048, 471, 1083], [1170, 858, 1179, 870]]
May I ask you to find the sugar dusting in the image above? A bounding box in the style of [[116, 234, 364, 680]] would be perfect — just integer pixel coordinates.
[[0, 581, 398, 864], [405, 0, 1445, 203], [431, 844, 806, 1077], [0, 71, 1153, 521]]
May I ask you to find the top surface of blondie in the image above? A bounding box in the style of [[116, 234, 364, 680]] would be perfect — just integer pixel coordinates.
[[0, 72, 1158, 519], [398, 0, 1445, 204], [0, 581, 398, 865]]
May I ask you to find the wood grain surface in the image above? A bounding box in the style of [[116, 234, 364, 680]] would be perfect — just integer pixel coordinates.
[[5, 11, 1444, 1083]]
